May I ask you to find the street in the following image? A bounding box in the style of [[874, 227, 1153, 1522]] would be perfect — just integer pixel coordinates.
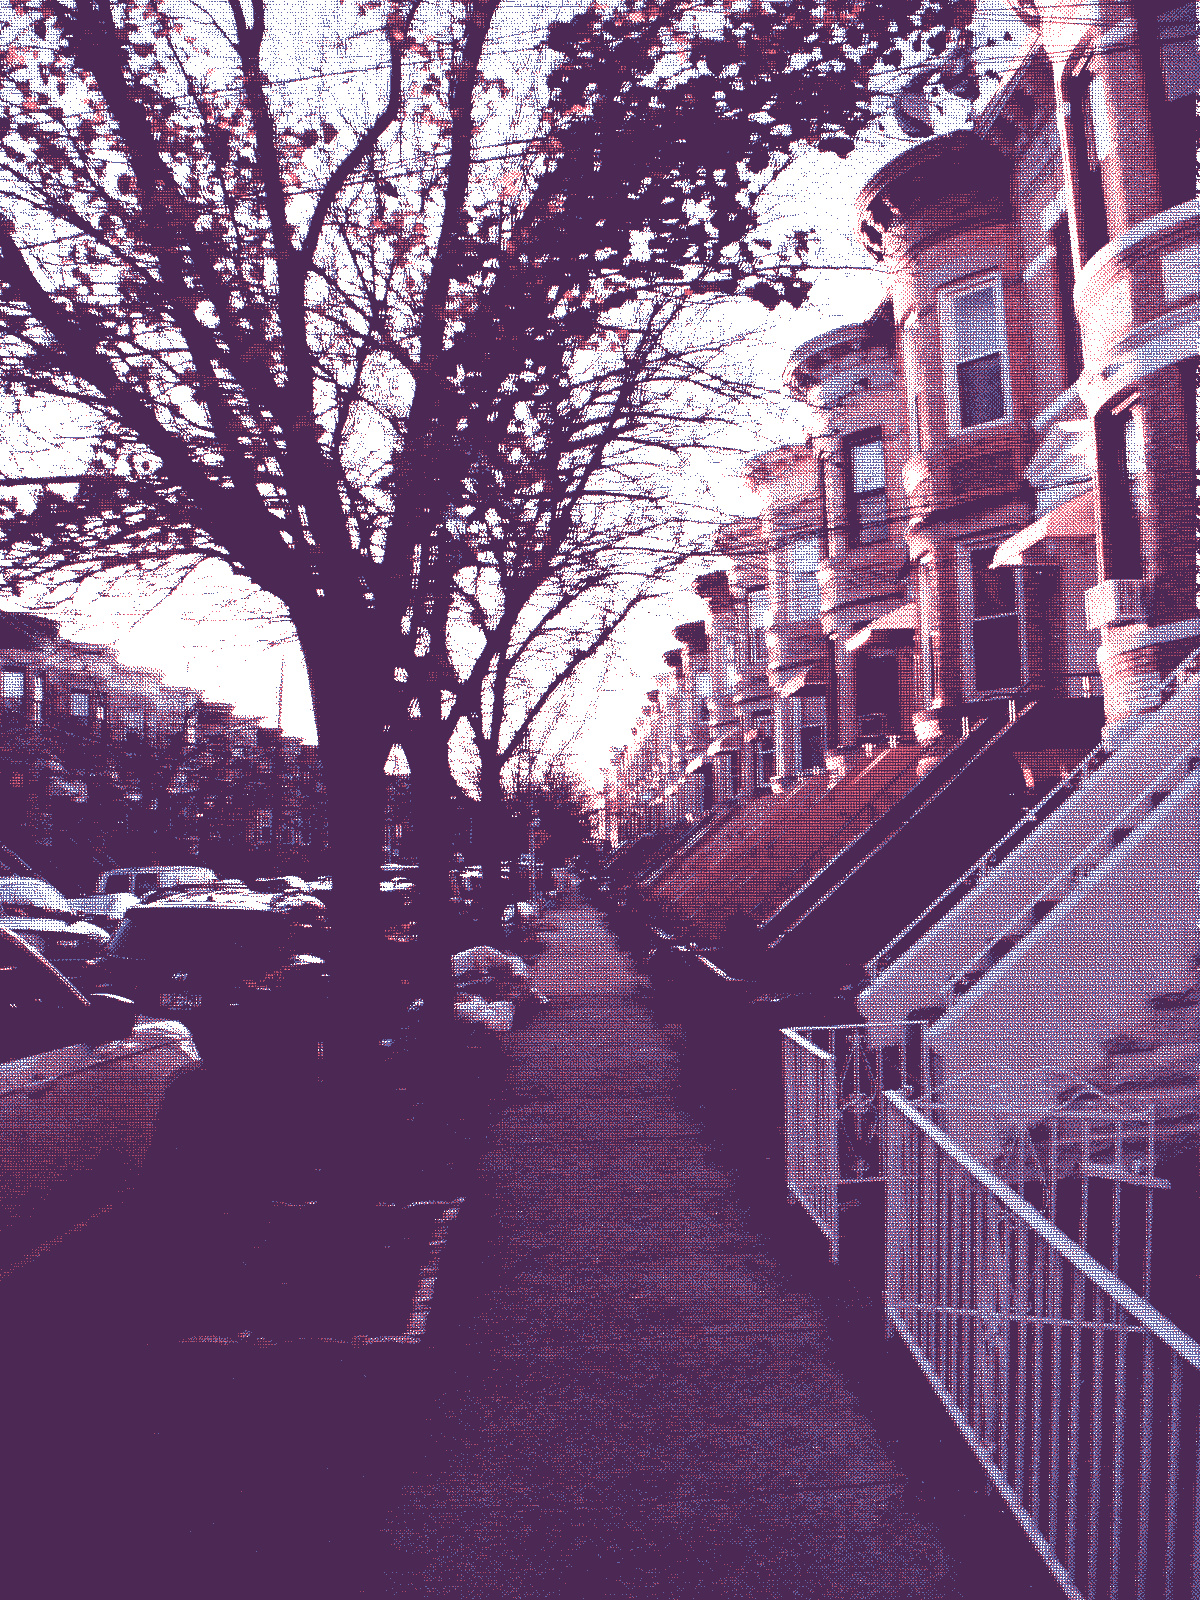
[[0, 897, 1061, 1598]]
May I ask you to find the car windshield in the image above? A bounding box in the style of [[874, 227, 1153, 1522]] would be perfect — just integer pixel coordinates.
[[107, 908, 309, 969], [0, 879, 74, 919]]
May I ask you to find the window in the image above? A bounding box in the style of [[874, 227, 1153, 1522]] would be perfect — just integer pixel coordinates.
[[918, 562, 938, 706], [747, 588, 769, 664], [1098, 397, 1148, 580], [69, 692, 89, 720], [750, 709, 774, 786], [1067, 66, 1109, 262], [694, 669, 712, 723], [1, 671, 23, 705], [786, 539, 821, 621], [797, 723, 825, 774], [943, 279, 1009, 431], [970, 548, 1022, 692], [30, 676, 42, 725], [1052, 219, 1082, 387], [901, 318, 923, 454], [847, 433, 888, 545], [1143, 5, 1198, 208]]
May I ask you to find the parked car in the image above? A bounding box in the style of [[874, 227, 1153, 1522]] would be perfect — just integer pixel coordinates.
[[0, 925, 200, 1270], [93, 864, 217, 899], [0, 876, 111, 980], [251, 876, 310, 894], [65, 891, 140, 935], [88, 886, 331, 1060]]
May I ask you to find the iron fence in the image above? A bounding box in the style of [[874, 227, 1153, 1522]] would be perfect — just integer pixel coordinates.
[[885, 1089, 1199, 1600], [782, 1023, 928, 1263]]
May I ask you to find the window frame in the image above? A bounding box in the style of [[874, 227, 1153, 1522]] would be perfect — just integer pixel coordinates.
[[938, 273, 1013, 436], [900, 314, 923, 455], [844, 428, 889, 547], [0, 669, 24, 707], [68, 691, 90, 721], [785, 538, 822, 622], [959, 543, 1028, 697], [1066, 61, 1110, 263], [746, 587, 770, 665]]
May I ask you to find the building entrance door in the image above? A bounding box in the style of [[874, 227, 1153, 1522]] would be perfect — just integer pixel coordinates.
[[855, 649, 900, 739]]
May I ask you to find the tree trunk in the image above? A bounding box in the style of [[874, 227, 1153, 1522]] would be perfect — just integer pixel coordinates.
[[475, 744, 507, 947], [402, 690, 457, 1032], [303, 640, 389, 1075]]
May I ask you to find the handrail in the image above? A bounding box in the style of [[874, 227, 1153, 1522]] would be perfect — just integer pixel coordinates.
[[864, 642, 1200, 982], [864, 744, 1108, 981], [934, 736, 1200, 1011], [767, 704, 1036, 948], [885, 1089, 1200, 1368]]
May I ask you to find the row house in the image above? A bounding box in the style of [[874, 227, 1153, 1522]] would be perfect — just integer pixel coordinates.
[[605, 0, 1197, 919], [0, 610, 329, 889], [601, 11, 1200, 1578]]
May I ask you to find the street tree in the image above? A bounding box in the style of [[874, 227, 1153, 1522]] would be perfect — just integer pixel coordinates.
[[0, 0, 974, 1048], [453, 295, 759, 940]]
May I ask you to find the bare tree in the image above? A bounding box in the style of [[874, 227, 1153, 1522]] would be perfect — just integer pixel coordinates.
[[0, 0, 973, 1048]]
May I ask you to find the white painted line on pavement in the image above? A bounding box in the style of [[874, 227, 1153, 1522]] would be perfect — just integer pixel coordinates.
[[0, 1202, 116, 1285], [392, 1196, 466, 1346], [178, 1195, 467, 1350]]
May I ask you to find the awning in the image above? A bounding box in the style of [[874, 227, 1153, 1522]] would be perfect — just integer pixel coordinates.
[[685, 752, 708, 774], [705, 730, 740, 757], [777, 662, 827, 697], [845, 602, 918, 653], [992, 489, 1094, 568]]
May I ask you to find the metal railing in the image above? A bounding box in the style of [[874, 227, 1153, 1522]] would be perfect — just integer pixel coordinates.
[[864, 643, 1200, 985], [931, 739, 1200, 1015], [885, 1090, 1200, 1600], [782, 1023, 929, 1264]]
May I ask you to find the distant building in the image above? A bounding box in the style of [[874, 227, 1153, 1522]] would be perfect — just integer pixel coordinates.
[[0, 611, 329, 889]]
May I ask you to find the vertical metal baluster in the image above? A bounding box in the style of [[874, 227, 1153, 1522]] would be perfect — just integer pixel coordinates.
[[1030, 1233, 1046, 1531], [1136, 1318, 1154, 1599], [996, 1198, 1010, 1483], [1049, 1117, 1059, 1230], [1112, 1116, 1123, 1286], [1048, 1243, 1064, 1560], [1111, 1303, 1128, 1600], [1081, 1115, 1091, 1254], [1014, 1216, 1029, 1515], [1087, 1285, 1106, 1600], [1164, 1356, 1182, 1598], [1144, 1108, 1156, 1305], [972, 1177, 984, 1445], [1067, 1259, 1086, 1588], [885, 1096, 897, 1337]]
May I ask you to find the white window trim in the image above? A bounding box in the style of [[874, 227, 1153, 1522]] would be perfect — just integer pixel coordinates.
[[959, 541, 1029, 698], [938, 272, 1013, 436]]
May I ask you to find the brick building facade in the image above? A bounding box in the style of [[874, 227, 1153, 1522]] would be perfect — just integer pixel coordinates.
[[603, 1, 1197, 874], [0, 610, 332, 890]]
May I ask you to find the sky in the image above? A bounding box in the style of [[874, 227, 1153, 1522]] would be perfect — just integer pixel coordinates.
[[4, 2, 1028, 790]]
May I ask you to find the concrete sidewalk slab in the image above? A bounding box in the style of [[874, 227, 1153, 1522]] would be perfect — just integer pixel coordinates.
[[383, 903, 966, 1597]]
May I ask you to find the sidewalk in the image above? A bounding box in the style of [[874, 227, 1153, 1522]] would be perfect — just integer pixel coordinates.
[[384, 900, 964, 1598]]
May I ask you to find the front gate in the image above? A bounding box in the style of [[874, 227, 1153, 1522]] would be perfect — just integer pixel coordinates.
[[782, 1023, 928, 1263]]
